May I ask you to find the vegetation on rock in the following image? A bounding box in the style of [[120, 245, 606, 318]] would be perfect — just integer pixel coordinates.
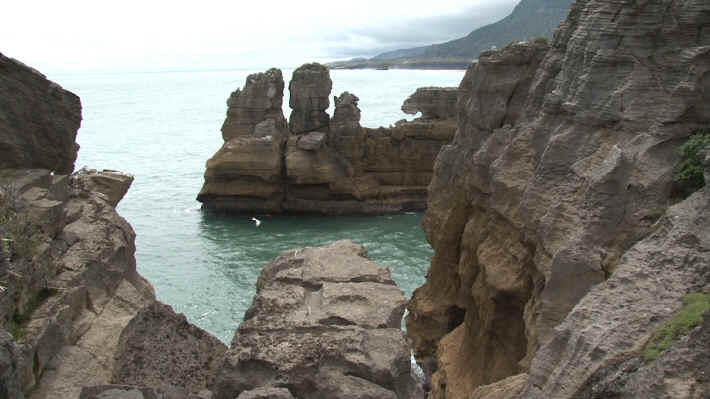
[[643, 292, 710, 363], [673, 132, 710, 198]]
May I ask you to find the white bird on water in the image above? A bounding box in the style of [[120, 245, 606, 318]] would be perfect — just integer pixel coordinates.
[[251, 217, 261, 227]]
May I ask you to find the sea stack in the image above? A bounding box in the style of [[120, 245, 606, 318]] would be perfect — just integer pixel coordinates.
[[197, 68, 290, 213], [197, 63, 458, 215]]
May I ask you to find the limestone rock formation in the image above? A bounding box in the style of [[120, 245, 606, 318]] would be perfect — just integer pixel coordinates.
[[0, 52, 82, 174], [112, 302, 227, 395], [0, 58, 226, 399], [401, 87, 457, 120], [288, 63, 332, 134], [221, 68, 287, 141], [213, 240, 422, 399], [198, 63, 457, 215], [197, 69, 290, 213], [0, 168, 156, 399], [405, 1, 710, 398]]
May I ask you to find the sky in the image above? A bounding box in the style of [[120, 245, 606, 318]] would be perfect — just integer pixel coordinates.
[[2, 0, 518, 74]]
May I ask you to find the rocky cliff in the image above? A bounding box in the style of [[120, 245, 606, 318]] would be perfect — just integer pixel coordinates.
[[406, 0, 710, 398], [0, 52, 227, 399], [0, 53, 82, 174], [197, 63, 457, 215]]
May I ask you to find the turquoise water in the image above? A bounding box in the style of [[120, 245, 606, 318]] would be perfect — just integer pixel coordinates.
[[54, 68, 464, 343]]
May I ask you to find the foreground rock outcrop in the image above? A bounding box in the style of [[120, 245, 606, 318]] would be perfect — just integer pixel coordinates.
[[0, 53, 226, 399], [406, 1, 710, 398], [197, 63, 457, 214], [213, 240, 422, 399]]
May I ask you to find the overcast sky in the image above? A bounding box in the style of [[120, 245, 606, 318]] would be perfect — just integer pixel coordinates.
[[2, 0, 518, 74]]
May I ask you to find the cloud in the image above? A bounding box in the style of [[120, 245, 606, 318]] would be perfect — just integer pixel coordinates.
[[1, 0, 520, 73], [323, 1, 518, 59]]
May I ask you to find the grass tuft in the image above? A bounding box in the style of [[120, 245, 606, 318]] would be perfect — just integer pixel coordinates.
[[643, 292, 710, 363]]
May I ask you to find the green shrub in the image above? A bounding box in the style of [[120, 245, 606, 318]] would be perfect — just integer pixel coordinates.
[[643, 292, 710, 363], [672, 132, 710, 197]]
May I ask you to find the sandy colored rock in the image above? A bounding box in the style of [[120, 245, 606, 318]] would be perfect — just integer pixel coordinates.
[[0, 52, 82, 174], [112, 302, 227, 395], [197, 69, 289, 213], [405, 0, 710, 398], [198, 66, 457, 215], [213, 240, 421, 399]]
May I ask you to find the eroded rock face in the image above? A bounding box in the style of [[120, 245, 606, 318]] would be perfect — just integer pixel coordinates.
[[401, 87, 458, 120], [197, 69, 290, 213], [0, 168, 157, 399], [221, 68, 287, 141], [0, 52, 82, 174], [112, 302, 227, 395], [406, 1, 710, 398], [288, 63, 332, 134], [198, 64, 457, 214], [213, 240, 422, 399]]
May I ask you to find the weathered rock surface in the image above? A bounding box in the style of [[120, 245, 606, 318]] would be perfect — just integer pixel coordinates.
[[221, 69, 287, 141], [0, 168, 156, 399], [0, 52, 82, 174], [112, 302, 227, 395], [198, 63, 457, 214], [0, 59, 226, 399], [406, 1, 710, 398], [0, 330, 24, 399], [197, 69, 289, 213], [577, 310, 710, 399], [79, 385, 170, 399], [288, 63, 332, 135], [213, 240, 422, 399], [236, 387, 296, 399], [401, 87, 457, 120]]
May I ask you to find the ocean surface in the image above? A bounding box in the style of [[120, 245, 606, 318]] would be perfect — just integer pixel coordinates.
[[53, 68, 465, 343]]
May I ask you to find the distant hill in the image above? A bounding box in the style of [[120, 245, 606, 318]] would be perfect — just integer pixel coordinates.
[[329, 0, 574, 70]]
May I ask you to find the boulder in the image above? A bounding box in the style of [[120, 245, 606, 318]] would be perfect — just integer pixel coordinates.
[[288, 63, 332, 134], [0, 52, 82, 174], [213, 240, 422, 399], [401, 87, 458, 120], [405, 0, 710, 398], [112, 302, 227, 395], [73, 168, 134, 208]]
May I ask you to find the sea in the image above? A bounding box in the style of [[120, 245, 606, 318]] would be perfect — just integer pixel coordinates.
[[52, 68, 465, 343]]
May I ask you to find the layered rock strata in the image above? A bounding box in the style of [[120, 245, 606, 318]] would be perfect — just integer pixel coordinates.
[[288, 63, 332, 134], [405, 1, 710, 399], [0, 53, 81, 174], [197, 63, 457, 215], [0, 56, 226, 399], [213, 240, 422, 399], [198, 69, 289, 213]]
